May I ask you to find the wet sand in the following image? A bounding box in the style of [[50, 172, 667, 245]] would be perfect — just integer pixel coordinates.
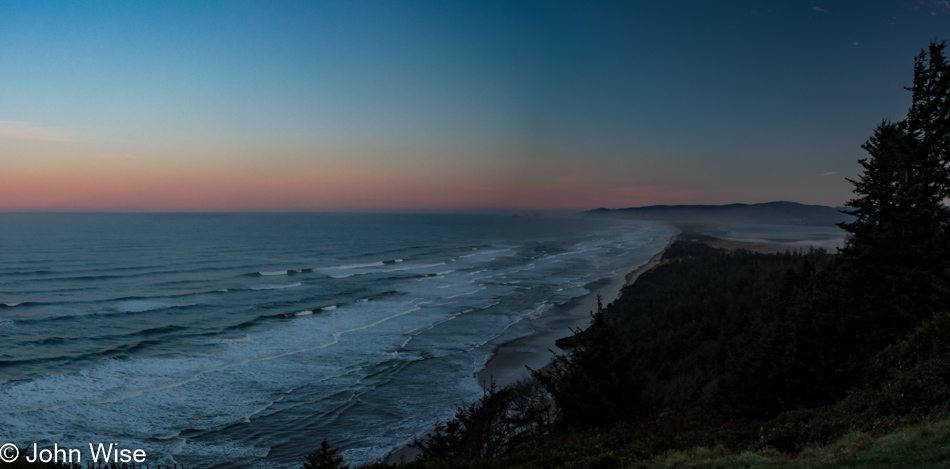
[[475, 244, 670, 390], [383, 245, 670, 464], [471, 229, 819, 392]]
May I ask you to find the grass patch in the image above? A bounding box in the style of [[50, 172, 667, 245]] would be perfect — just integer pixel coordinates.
[[634, 418, 950, 469]]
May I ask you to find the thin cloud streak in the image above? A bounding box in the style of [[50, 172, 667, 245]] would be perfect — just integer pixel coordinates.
[[818, 171, 838, 176], [0, 121, 75, 142]]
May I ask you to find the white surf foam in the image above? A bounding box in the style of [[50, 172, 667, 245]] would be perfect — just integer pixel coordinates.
[[259, 269, 309, 276], [115, 300, 194, 313], [323, 261, 384, 270], [250, 282, 302, 291]]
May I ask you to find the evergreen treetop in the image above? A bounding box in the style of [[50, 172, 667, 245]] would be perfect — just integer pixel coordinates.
[[839, 40, 950, 325], [303, 440, 348, 469]]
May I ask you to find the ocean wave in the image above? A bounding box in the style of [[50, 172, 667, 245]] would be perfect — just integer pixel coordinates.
[[11, 304, 203, 327], [0, 291, 230, 322], [323, 261, 385, 270], [0, 269, 58, 278], [281, 306, 331, 319], [14, 285, 227, 305], [0, 301, 40, 308], [24, 325, 193, 349], [0, 335, 175, 369], [115, 300, 197, 313], [326, 272, 368, 279], [220, 335, 251, 343], [445, 287, 486, 299], [457, 248, 515, 261], [254, 268, 313, 276], [331, 262, 449, 279], [258, 271, 286, 276], [139, 325, 189, 335], [228, 313, 289, 330], [24, 263, 255, 285], [250, 282, 302, 291]]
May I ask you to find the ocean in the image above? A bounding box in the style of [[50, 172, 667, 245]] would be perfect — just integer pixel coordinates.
[[0, 213, 673, 467]]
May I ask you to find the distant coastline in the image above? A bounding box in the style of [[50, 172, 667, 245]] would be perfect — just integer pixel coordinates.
[[586, 201, 851, 227]]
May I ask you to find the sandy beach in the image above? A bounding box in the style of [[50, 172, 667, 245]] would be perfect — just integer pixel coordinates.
[[383, 242, 671, 464], [472, 226, 831, 391], [475, 241, 671, 390]]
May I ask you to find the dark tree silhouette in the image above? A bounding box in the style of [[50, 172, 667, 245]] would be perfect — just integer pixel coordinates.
[[840, 40, 950, 330], [303, 440, 348, 469], [532, 295, 642, 429]]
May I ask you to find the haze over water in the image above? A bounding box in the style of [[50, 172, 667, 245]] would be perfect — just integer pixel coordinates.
[[0, 213, 672, 466]]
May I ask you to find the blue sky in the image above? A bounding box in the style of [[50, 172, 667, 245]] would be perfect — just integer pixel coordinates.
[[1, 1, 948, 211]]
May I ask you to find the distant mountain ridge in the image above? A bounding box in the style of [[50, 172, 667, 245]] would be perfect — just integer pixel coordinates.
[[586, 201, 851, 226]]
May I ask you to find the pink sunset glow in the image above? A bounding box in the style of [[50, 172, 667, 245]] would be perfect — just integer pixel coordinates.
[[0, 157, 698, 212]]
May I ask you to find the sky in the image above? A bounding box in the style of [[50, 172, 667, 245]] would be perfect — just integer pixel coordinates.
[[1, 1, 949, 212]]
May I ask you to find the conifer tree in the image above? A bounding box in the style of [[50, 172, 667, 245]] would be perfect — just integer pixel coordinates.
[[842, 41, 950, 260], [901, 41, 950, 258], [303, 440, 348, 469], [532, 296, 641, 428], [906, 41, 950, 199], [840, 40, 950, 327]]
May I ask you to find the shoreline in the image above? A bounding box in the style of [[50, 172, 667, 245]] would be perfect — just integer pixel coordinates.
[[474, 239, 673, 390], [383, 231, 818, 464], [383, 239, 679, 464], [383, 241, 673, 464]]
